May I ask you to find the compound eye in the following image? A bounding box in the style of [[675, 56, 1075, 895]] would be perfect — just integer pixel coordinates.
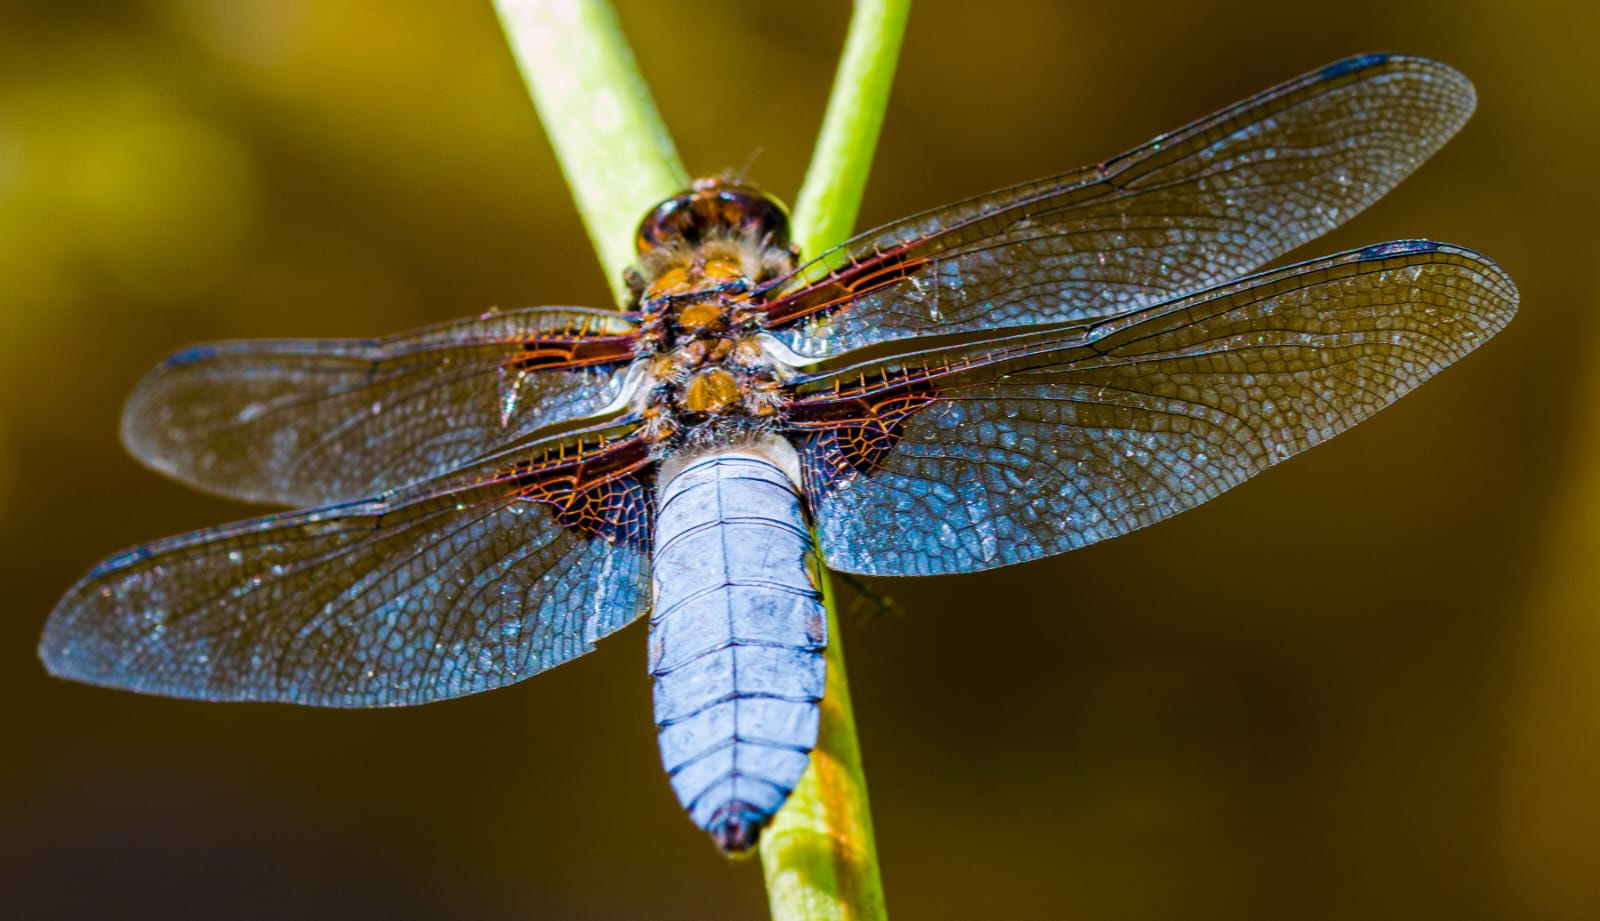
[[635, 195, 696, 257], [635, 182, 793, 256], [726, 190, 791, 250]]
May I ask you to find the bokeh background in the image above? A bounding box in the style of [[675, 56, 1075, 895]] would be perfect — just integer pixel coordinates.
[[4, 1, 1598, 919]]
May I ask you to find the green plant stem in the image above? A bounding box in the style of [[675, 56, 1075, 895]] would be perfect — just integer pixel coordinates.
[[493, 2, 902, 918], [760, 2, 909, 919], [492, 0, 689, 300], [758, 568, 887, 921], [790, 0, 911, 258]]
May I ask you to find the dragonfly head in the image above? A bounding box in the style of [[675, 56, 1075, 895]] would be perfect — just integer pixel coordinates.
[[635, 176, 793, 258]]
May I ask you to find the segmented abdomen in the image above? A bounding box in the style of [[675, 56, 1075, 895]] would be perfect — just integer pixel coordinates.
[[649, 451, 826, 852]]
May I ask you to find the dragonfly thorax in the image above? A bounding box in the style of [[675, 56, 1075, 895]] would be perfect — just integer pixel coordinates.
[[629, 182, 801, 453]]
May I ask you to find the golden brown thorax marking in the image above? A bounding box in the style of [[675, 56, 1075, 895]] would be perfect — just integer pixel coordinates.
[[684, 368, 741, 414], [674, 301, 727, 334]]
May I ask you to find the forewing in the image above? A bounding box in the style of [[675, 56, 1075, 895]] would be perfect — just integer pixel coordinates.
[[786, 241, 1517, 576], [764, 54, 1476, 358], [40, 427, 655, 706], [123, 306, 640, 507]]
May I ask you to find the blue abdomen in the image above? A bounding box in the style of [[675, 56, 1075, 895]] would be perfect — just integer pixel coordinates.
[[649, 450, 826, 851]]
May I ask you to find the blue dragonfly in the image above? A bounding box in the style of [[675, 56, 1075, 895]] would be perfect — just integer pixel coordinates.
[[40, 54, 1517, 851]]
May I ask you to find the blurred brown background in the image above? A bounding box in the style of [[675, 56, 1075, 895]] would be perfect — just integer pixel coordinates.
[[4, 1, 1598, 919]]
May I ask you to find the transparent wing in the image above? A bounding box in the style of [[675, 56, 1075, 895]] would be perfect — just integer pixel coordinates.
[[764, 54, 1476, 359], [784, 241, 1517, 576], [40, 426, 655, 706], [123, 306, 640, 507]]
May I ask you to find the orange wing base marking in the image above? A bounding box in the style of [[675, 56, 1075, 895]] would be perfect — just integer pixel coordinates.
[[788, 372, 941, 478], [511, 334, 638, 372], [508, 434, 656, 547], [763, 247, 931, 328]]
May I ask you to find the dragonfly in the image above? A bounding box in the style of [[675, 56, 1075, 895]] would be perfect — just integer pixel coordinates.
[[40, 54, 1517, 852]]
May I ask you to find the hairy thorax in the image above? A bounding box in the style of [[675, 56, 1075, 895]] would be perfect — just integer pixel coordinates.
[[625, 180, 803, 457]]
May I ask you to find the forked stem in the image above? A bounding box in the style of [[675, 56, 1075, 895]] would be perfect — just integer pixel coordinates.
[[493, 2, 904, 917]]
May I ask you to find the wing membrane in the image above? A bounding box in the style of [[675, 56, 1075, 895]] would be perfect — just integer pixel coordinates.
[[764, 54, 1476, 359], [123, 306, 639, 507], [40, 427, 655, 706], [785, 241, 1517, 575]]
